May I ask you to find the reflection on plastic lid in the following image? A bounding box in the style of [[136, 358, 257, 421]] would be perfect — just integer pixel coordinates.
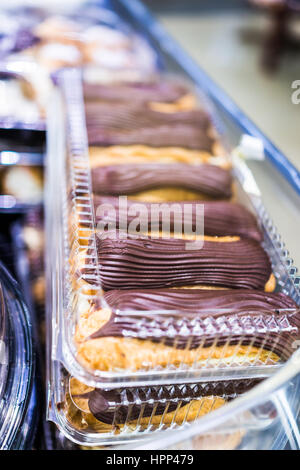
[[0, 339, 6, 365], [0, 151, 20, 165], [0, 195, 17, 208]]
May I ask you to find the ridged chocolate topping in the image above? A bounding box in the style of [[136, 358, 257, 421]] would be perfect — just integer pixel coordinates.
[[85, 102, 211, 131], [91, 164, 232, 198], [92, 289, 297, 344], [93, 197, 261, 241], [83, 80, 191, 104], [89, 289, 299, 356], [87, 123, 214, 151], [102, 289, 297, 314], [84, 82, 215, 150], [91, 233, 272, 290], [83, 380, 260, 424]]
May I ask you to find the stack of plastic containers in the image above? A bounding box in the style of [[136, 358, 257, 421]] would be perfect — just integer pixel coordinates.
[[43, 0, 300, 450], [0, 261, 36, 449], [45, 61, 300, 448], [0, 0, 297, 451]]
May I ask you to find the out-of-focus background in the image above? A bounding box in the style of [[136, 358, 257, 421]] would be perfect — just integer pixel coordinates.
[[144, 0, 300, 169], [3, 0, 299, 167]]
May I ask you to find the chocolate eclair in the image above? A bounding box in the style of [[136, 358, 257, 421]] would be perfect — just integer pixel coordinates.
[[84, 80, 217, 151], [93, 197, 262, 241], [87, 122, 215, 151], [90, 233, 272, 290], [89, 289, 298, 350], [91, 163, 232, 199], [83, 80, 193, 105], [66, 383, 224, 432], [68, 377, 259, 428], [85, 102, 211, 132], [75, 289, 298, 371], [103, 288, 297, 316]]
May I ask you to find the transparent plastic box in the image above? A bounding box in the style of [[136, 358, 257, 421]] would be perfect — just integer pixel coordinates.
[[47, 354, 300, 448], [45, 0, 300, 449], [48, 359, 263, 446], [45, 67, 300, 389], [119, 351, 300, 450]]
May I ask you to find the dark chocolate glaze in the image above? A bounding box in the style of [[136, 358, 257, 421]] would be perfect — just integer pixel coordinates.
[[91, 164, 232, 198], [83, 379, 261, 425], [85, 102, 211, 131], [83, 80, 191, 104], [93, 196, 262, 241], [84, 81, 216, 150], [90, 288, 298, 349], [89, 233, 272, 290], [87, 123, 214, 151], [87, 289, 299, 362], [102, 289, 297, 314]]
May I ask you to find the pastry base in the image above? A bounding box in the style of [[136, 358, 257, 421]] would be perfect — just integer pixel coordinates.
[[126, 187, 217, 202], [88, 145, 230, 168], [76, 334, 279, 372], [74, 299, 280, 372], [149, 93, 197, 112]]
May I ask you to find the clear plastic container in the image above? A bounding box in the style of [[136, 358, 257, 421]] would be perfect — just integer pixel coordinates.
[[45, 0, 300, 449], [45, 68, 300, 389], [0, 261, 36, 449], [47, 353, 300, 449], [118, 351, 300, 450], [48, 359, 263, 446]]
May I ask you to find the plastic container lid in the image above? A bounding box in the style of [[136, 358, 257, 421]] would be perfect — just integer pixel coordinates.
[[0, 261, 35, 450]]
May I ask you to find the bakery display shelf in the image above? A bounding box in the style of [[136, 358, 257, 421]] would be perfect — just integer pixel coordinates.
[[0, 199, 43, 213], [0, 118, 45, 133], [0, 151, 44, 167]]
